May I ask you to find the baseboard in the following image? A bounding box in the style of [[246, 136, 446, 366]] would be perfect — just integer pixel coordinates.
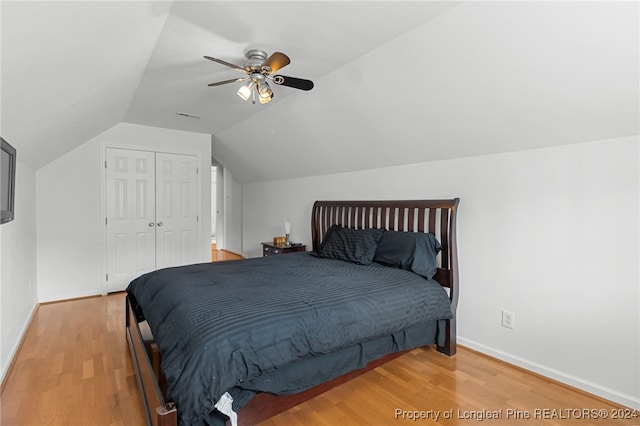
[[0, 302, 39, 392], [458, 337, 640, 410], [38, 289, 101, 304], [223, 248, 244, 257]]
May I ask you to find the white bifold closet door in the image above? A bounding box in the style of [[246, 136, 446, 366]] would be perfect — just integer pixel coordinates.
[[105, 148, 199, 293]]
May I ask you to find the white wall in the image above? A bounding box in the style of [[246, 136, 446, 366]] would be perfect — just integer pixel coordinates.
[[242, 136, 639, 409], [211, 166, 217, 241], [222, 167, 243, 255], [36, 123, 211, 302], [1, 159, 38, 383]]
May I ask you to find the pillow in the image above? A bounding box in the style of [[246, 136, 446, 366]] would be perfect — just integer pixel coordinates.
[[320, 225, 385, 265], [373, 231, 442, 279]]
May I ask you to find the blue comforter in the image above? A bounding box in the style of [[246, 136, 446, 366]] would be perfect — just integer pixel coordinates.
[[127, 252, 452, 425]]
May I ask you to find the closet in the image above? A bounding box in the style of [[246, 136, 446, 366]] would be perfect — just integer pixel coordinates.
[[104, 147, 200, 292]]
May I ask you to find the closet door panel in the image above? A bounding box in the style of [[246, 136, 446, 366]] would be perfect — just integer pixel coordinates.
[[155, 152, 199, 269], [105, 148, 156, 292]]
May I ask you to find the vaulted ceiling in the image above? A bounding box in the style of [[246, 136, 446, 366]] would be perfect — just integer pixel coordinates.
[[2, 1, 638, 182]]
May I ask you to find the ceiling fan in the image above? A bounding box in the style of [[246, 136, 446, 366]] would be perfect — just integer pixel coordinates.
[[204, 48, 314, 104]]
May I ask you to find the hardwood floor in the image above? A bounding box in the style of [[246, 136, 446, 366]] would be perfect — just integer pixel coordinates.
[[212, 242, 244, 262], [259, 347, 638, 426], [1, 294, 145, 426], [2, 293, 637, 426]]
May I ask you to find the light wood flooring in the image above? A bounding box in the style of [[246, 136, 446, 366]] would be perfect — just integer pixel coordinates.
[[212, 242, 244, 262], [2, 292, 637, 426], [1, 293, 144, 426]]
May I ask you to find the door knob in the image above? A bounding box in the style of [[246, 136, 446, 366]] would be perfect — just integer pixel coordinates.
[[157, 222, 164, 227], [148, 222, 155, 227]]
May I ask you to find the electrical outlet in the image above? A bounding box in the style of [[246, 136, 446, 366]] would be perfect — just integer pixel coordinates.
[[501, 310, 515, 329]]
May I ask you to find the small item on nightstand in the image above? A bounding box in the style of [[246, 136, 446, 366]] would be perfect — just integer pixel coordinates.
[[284, 221, 292, 246], [273, 236, 286, 246]]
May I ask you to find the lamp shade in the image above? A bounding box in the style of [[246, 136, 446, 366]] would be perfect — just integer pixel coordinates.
[[237, 82, 253, 100]]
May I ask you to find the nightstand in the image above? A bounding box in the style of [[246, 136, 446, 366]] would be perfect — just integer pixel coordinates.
[[262, 242, 306, 256]]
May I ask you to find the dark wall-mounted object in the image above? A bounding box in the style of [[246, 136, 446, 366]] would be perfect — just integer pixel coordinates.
[[1, 137, 17, 225]]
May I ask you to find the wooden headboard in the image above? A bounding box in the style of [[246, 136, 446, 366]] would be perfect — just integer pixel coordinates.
[[311, 198, 460, 355]]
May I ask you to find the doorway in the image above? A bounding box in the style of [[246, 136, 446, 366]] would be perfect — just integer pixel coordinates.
[[211, 165, 217, 246]]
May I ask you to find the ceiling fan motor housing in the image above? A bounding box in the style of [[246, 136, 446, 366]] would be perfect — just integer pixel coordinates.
[[243, 48, 268, 70]]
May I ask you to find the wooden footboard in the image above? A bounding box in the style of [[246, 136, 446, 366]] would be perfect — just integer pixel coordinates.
[[126, 296, 177, 426]]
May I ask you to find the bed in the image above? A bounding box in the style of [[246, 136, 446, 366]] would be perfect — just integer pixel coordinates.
[[125, 198, 460, 426]]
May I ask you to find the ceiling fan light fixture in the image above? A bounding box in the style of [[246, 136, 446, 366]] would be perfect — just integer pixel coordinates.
[[237, 82, 254, 101], [258, 81, 274, 104], [258, 94, 273, 104]]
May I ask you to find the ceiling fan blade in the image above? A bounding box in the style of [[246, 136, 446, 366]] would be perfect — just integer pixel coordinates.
[[207, 77, 249, 87], [261, 52, 290, 74], [272, 75, 314, 91], [204, 56, 249, 74]]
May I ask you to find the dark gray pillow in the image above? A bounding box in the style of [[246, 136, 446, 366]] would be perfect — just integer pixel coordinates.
[[373, 231, 442, 279], [320, 225, 384, 265]]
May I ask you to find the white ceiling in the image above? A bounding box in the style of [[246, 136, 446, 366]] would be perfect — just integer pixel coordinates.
[[2, 1, 638, 182], [1, 1, 172, 169]]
